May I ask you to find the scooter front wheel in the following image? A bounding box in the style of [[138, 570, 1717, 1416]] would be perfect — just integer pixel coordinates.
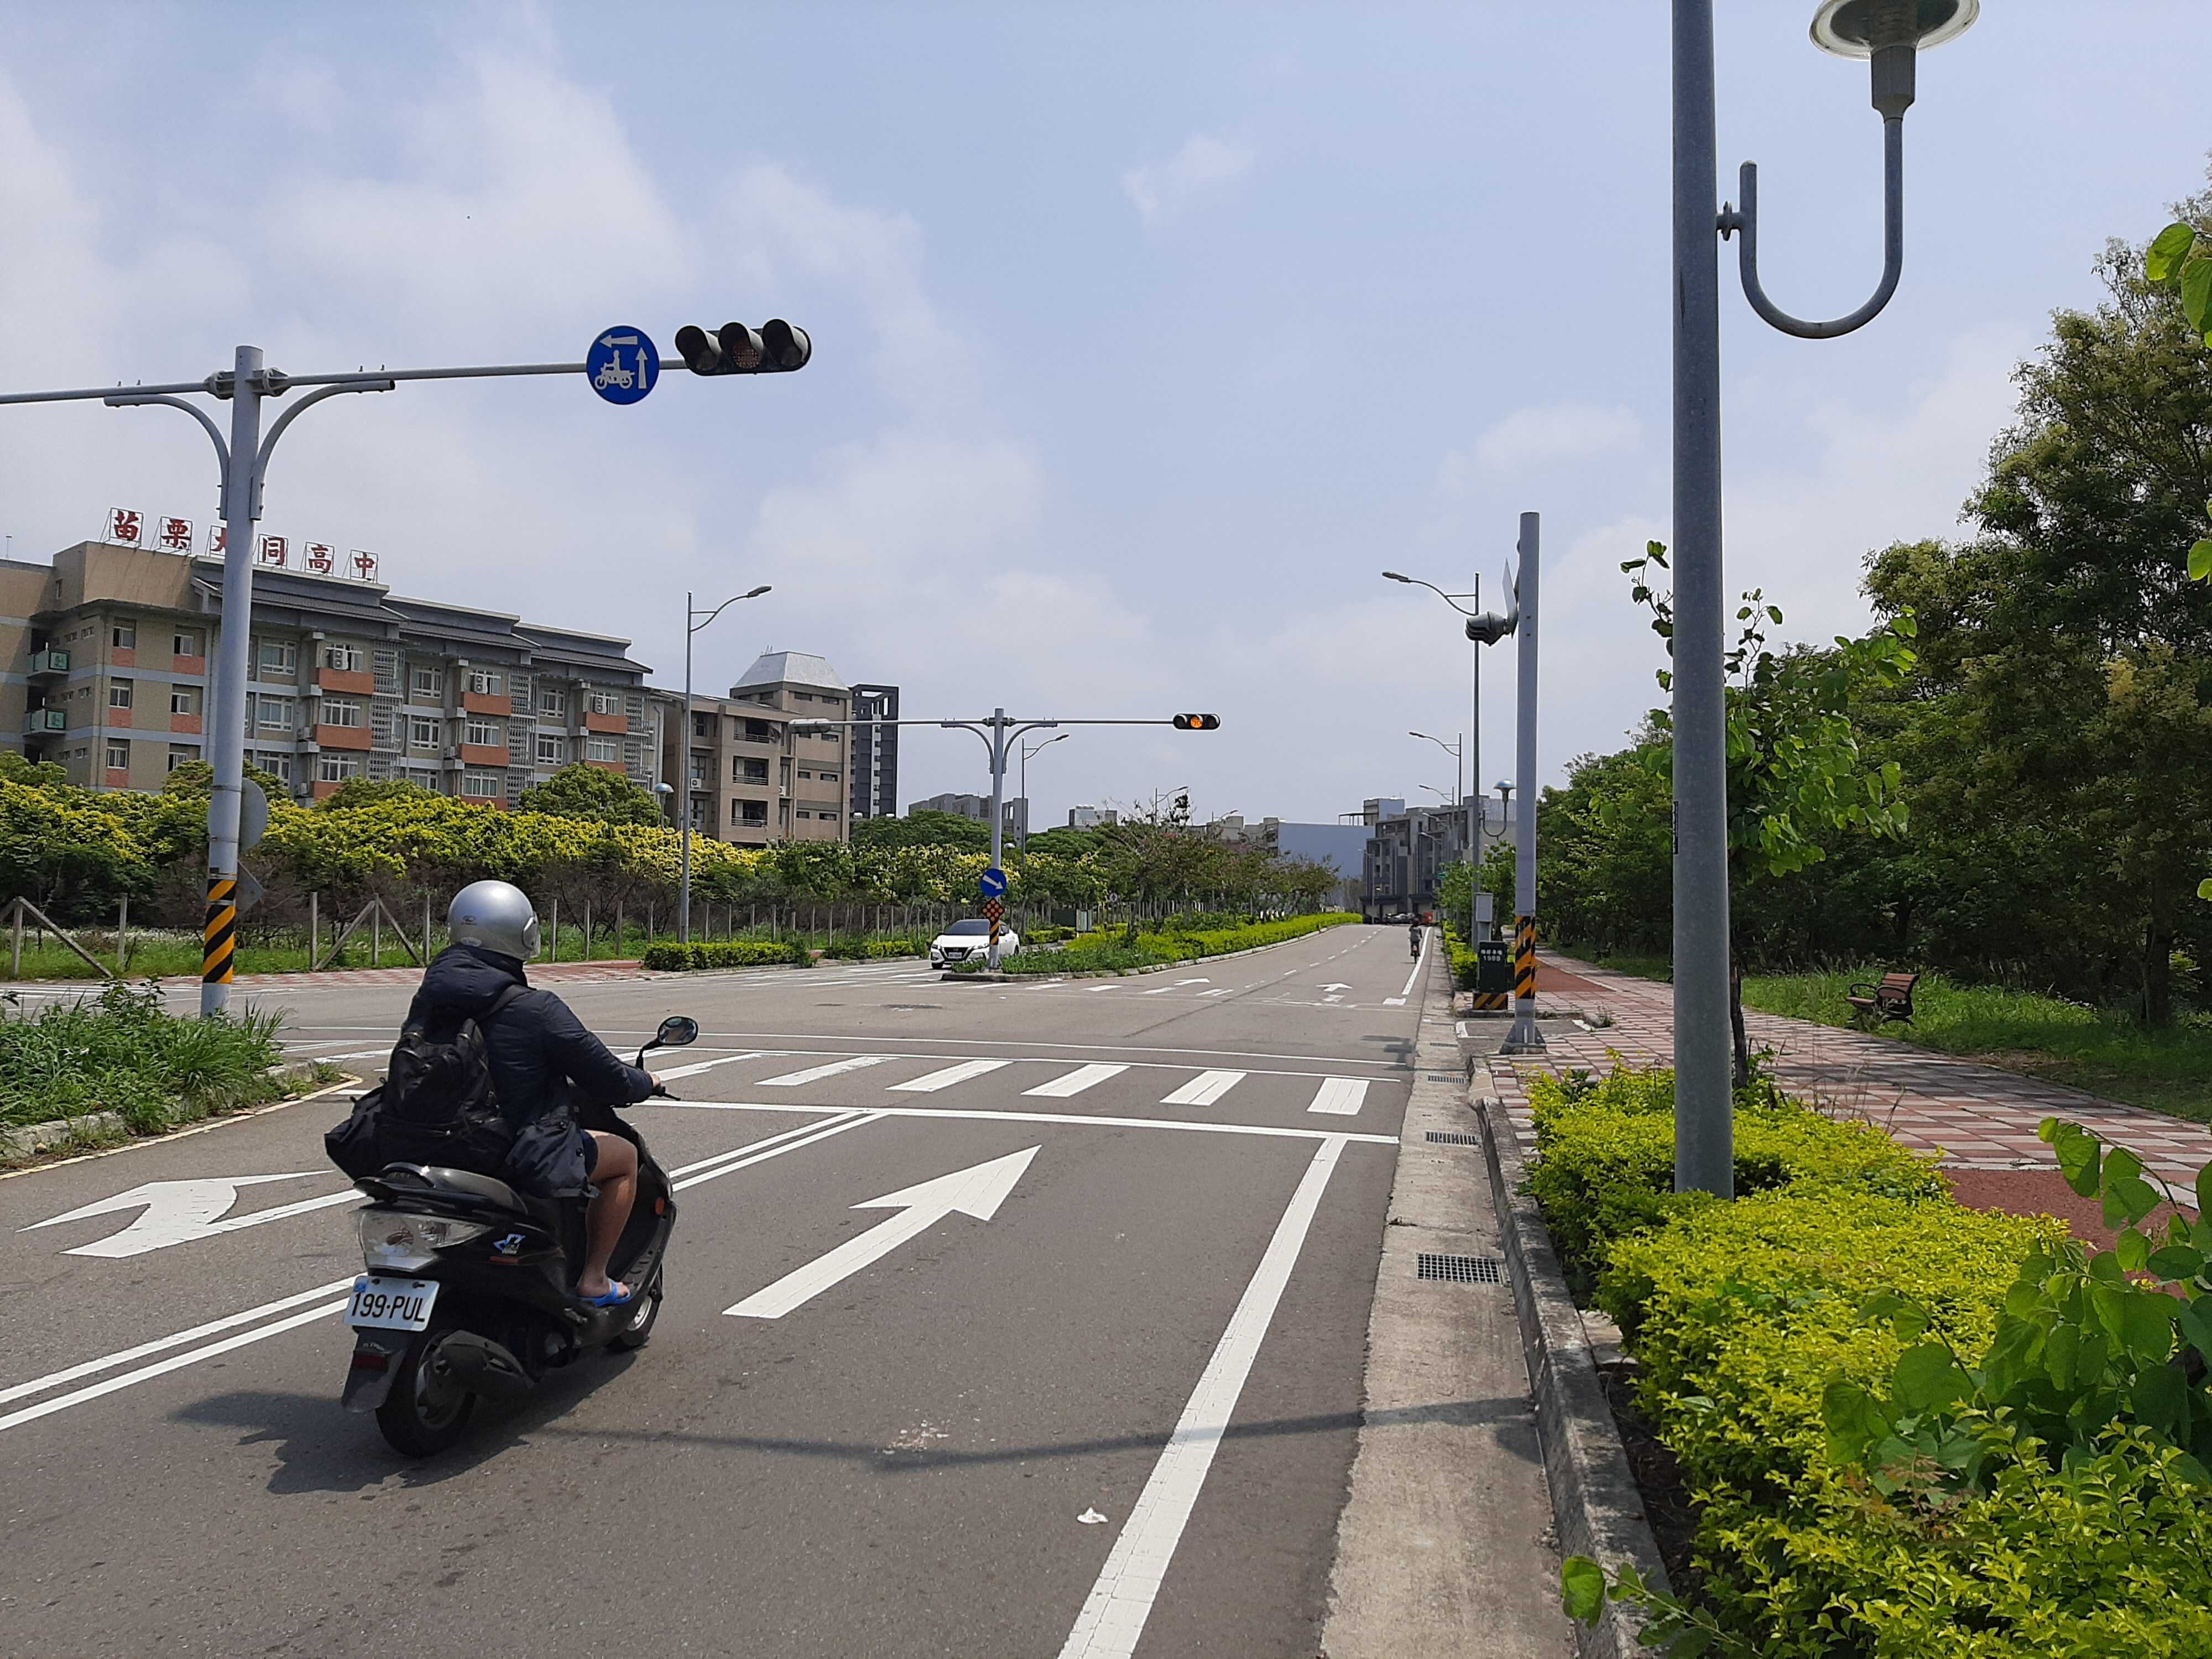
[[375, 1322, 477, 1457]]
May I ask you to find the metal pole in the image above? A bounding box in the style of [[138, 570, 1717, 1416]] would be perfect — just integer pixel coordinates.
[[1673, 0, 1734, 1194], [309, 891, 318, 971], [987, 709, 1008, 967], [1504, 512, 1545, 1052], [201, 346, 265, 1014], [680, 591, 693, 948], [423, 892, 432, 963], [1469, 572, 1481, 945], [117, 894, 129, 973]]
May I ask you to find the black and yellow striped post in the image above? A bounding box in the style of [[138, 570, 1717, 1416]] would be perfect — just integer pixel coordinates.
[[202, 874, 239, 988], [1512, 914, 1537, 1000]]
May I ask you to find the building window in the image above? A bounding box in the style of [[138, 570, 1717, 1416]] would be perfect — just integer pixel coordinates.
[[817, 731, 840, 746], [109, 681, 133, 709], [467, 670, 502, 696], [796, 768, 812, 780], [408, 717, 439, 748], [819, 770, 839, 783], [321, 697, 364, 728], [173, 628, 203, 657], [257, 639, 296, 677], [461, 771, 502, 799], [403, 765, 439, 789], [538, 687, 566, 717], [411, 666, 444, 700], [587, 690, 622, 717], [112, 621, 137, 650], [324, 644, 366, 672], [105, 743, 129, 771], [166, 745, 194, 773], [170, 687, 199, 716], [691, 712, 713, 738], [318, 754, 363, 784], [736, 757, 768, 784], [740, 800, 768, 826], [535, 734, 565, 765], [465, 718, 499, 748], [586, 735, 620, 763]]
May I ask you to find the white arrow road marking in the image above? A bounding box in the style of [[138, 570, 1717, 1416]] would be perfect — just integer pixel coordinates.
[[1160, 1071, 1245, 1107], [725, 1146, 1040, 1319], [1056, 1136, 1346, 1659], [653, 1050, 770, 1080], [23, 1175, 356, 1259], [1320, 983, 1352, 992], [758, 1055, 891, 1087], [1200, 987, 1235, 998], [1023, 1063, 1128, 1098], [1306, 1078, 1370, 1116], [891, 1060, 1009, 1093], [1141, 978, 1211, 996]]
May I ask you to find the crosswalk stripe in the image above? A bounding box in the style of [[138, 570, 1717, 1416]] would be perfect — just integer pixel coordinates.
[[1023, 1063, 1129, 1098], [1161, 1070, 1245, 1107], [1306, 1078, 1369, 1116], [758, 1055, 892, 1087], [890, 1059, 1010, 1093]]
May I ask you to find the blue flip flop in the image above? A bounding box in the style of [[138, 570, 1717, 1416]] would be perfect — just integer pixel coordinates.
[[582, 1280, 632, 1308]]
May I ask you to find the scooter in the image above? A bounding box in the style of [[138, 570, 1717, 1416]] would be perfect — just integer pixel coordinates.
[[338, 1014, 698, 1455]]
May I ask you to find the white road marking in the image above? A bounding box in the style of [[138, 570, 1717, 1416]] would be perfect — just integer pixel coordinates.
[[1160, 1071, 1245, 1107], [1320, 983, 1351, 993], [1399, 935, 1428, 999], [1056, 1136, 1347, 1658], [671, 1112, 884, 1192], [1023, 1063, 1129, 1098], [1384, 997, 1406, 1006], [1142, 978, 1211, 997], [1088, 984, 1122, 993], [670, 1099, 1399, 1146], [24, 1174, 357, 1259], [1201, 988, 1235, 998], [725, 1147, 1039, 1319], [757, 1055, 893, 1087], [653, 1050, 769, 1080], [1306, 1078, 1370, 1116], [890, 1059, 1010, 1093]]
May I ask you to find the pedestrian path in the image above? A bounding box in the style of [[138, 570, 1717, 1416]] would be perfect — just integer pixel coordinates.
[[1485, 954, 2212, 1181]]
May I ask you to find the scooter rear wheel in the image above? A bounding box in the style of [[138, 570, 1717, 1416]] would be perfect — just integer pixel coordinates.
[[607, 1279, 662, 1352], [375, 1322, 478, 1457]]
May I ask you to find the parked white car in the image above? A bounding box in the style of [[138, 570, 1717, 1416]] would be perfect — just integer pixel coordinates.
[[930, 917, 1020, 967]]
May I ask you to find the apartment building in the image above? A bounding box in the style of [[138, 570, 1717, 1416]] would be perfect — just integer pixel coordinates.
[[4, 540, 666, 804], [848, 682, 899, 822], [663, 650, 853, 848]]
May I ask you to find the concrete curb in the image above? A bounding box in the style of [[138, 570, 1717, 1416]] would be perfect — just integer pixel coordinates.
[[1477, 1089, 1670, 1659], [0, 1058, 335, 1165]]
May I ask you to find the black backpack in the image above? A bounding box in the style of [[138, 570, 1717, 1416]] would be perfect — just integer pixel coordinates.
[[325, 985, 524, 1179]]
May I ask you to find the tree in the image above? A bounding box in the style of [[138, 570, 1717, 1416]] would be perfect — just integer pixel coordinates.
[[851, 811, 993, 852], [318, 777, 434, 810], [516, 763, 665, 827]]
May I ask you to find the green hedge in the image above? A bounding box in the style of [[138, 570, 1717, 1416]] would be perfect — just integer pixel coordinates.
[[818, 936, 925, 961], [640, 940, 810, 971], [987, 911, 1360, 975]]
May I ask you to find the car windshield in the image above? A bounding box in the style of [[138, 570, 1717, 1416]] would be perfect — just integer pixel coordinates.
[[945, 919, 993, 936]]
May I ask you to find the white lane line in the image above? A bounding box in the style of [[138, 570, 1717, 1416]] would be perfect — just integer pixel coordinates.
[[669, 1099, 1399, 1146], [1056, 1135, 1347, 1658], [0, 1277, 357, 1408], [653, 1050, 769, 1080], [670, 1113, 881, 1191], [1306, 1078, 1370, 1117], [1088, 984, 1123, 994], [1399, 936, 1428, 999], [1023, 1063, 1129, 1098], [1201, 988, 1235, 998], [757, 1055, 893, 1087], [890, 1060, 1010, 1094], [667, 1113, 869, 1179], [1383, 997, 1406, 1006], [1160, 1071, 1245, 1108]]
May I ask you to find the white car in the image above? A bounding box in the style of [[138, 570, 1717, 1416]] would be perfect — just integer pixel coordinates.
[[930, 917, 1020, 967]]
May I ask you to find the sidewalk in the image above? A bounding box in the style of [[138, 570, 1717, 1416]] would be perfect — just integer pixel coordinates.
[[1480, 953, 2212, 1183]]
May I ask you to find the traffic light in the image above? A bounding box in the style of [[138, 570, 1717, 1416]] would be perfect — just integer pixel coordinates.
[[673, 319, 812, 375], [1172, 713, 1220, 731]]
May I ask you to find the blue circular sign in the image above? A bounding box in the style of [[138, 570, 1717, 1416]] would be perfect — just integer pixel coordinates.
[[586, 326, 659, 405], [979, 867, 1008, 900]]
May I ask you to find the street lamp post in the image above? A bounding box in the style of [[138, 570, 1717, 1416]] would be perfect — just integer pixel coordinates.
[[1018, 732, 1069, 854], [679, 586, 773, 946], [1671, 0, 1977, 1194]]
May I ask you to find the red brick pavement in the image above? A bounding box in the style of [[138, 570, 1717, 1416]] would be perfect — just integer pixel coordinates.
[[1474, 953, 2212, 1185]]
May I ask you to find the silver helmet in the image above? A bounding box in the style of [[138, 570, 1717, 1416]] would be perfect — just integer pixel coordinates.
[[447, 880, 540, 961]]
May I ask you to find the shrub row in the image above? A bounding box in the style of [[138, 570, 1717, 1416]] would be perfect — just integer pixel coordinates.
[[1543, 1063, 2212, 1657], [989, 911, 1360, 975], [817, 936, 925, 961], [639, 940, 811, 971], [0, 980, 289, 1134]]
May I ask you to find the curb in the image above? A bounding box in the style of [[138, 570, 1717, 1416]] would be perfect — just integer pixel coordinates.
[[0, 1059, 343, 1168], [1477, 1089, 1670, 1659]]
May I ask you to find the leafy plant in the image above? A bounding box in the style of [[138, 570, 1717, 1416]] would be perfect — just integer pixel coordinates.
[[639, 940, 810, 971]]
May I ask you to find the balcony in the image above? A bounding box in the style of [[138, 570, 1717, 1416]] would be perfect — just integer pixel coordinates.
[[23, 707, 66, 734], [316, 723, 373, 752], [317, 667, 375, 696], [27, 649, 67, 677], [461, 689, 508, 716], [459, 743, 509, 768], [583, 709, 627, 735]]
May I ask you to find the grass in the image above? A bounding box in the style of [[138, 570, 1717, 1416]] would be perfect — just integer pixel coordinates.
[[976, 912, 1361, 976], [1743, 968, 2212, 1125], [0, 980, 291, 1134], [1578, 952, 1673, 983]]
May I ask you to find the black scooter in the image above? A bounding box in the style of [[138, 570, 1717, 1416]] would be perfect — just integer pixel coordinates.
[[338, 1015, 698, 1455]]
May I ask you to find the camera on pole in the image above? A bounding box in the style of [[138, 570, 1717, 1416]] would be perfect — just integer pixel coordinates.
[[1171, 713, 1220, 730], [673, 320, 813, 375]]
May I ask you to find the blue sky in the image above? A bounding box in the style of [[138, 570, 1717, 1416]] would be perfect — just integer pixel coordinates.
[[0, 3, 2204, 826]]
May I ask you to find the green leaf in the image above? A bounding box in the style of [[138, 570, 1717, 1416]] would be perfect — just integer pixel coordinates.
[[2048, 1121, 2103, 1198], [1893, 1342, 1972, 1413], [2190, 539, 2212, 584], [2148, 1244, 2205, 1281], [2121, 1290, 2178, 1360], [2101, 1146, 2162, 1228], [2117, 1227, 2151, 1272], [2147, 221, 2198, 284], [2200, 877, 2212, 902], [1823, 1378, 1891, 1462], [1560, 1557, 1606, 1625], [2197, 1159, 2212, 1224], [2134, 1361, 2189, 1436], [2177, 1297, 2212, 1366], [2184, 258, 2212, 337]]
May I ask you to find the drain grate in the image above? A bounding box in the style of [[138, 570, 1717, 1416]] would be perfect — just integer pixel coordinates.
[[1425, 1130, 1481, 1145], [1418, 1253, 1504, 1284]]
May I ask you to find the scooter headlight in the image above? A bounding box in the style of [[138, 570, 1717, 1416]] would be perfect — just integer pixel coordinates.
[[359, 1209, 491, 1272]]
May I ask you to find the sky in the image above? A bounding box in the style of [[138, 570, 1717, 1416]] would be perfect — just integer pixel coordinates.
[[0, 2, 2205, 829]]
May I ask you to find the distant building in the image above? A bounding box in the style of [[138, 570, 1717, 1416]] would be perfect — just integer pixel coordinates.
[[912, 791, 1024, 835], [848, 683, 899, 822], [1360, 796, 1516, 922], [1066, 804, 1119, 828], [664, 650, 852, 848], [1215, 815, 1368, 912]]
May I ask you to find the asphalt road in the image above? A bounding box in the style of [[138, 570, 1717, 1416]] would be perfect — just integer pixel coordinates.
[[0, 924, 1431, 1658]]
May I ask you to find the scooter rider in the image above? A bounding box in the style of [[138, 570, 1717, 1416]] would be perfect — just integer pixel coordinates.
[[1409, 917, 1423, 959], [404, 880, 659, 1307]]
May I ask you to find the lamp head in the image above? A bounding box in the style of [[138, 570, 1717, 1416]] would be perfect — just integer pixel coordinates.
[[1381, 571, 1411, 583], [1811, 0, 1976, 55], [744, 585, 772, 599]]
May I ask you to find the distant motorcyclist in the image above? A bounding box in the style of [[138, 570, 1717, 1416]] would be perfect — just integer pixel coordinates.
[[403, 880, 656, 1307], [1409, 919, 1423, 959]]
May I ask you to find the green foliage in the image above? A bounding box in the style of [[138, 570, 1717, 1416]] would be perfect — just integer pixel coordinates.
[[852, 811, 993, 852], [639, 939, 810, 971], [317, 776, 435, 810], [818, 935, 925, 960], [516, 763, 667, 827], [984, 912, 1361, 975], [0, 980, 287, 1133]]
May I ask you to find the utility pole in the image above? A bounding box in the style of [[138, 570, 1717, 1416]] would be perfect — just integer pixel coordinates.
[[1502, 512, 1545, 1052], [679, 585, 773, 945]]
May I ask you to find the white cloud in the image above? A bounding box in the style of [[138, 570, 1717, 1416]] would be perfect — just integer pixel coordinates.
[[1455, 401, 1642, 483], [1121, 133, 1254, 223]]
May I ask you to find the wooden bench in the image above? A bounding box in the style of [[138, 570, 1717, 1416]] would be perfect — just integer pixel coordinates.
[[1846, 971, 1919, 1028]]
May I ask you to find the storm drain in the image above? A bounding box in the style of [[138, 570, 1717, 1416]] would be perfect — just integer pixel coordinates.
[[1417, 1253, 1504, 1284], [1425, 1130, 1481, 1146]]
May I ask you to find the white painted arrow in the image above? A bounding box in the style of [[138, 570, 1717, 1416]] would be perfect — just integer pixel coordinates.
[[724, 1147, 1039, 1319], [1320, 983, 1353, 993], [23, 1174, 354, 1259]]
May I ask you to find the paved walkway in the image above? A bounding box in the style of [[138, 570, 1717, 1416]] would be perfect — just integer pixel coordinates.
[[1473, 953, 2212, 1183]]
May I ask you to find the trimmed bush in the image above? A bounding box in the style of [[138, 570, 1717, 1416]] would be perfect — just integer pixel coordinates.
[[992, 911, 1359, 975], [640, 940, 810, 971], [818, 936, 925, 960], [0, 980, 287, 1134]]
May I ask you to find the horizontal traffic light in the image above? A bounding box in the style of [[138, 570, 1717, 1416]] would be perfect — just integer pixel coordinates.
[[673, 320, 812, 375], [1172, 713, 1220, 731]]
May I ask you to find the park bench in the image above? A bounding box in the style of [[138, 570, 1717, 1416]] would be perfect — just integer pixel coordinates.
[[1846, 971, 1919, 1028]]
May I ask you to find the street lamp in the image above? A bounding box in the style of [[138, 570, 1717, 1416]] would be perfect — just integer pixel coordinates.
[[679, 585, 773, 945], [1672, 0, 1976, 1195], [1018, 732, 1070, 853]]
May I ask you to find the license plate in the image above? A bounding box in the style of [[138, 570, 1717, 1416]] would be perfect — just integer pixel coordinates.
[[346, 1275, 439, 1332]]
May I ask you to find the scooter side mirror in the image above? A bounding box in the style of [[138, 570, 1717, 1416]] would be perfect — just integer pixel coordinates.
[[654, 1016, 700, 1050]]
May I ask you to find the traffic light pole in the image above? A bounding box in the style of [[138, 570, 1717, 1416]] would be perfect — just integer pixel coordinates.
[[0, 342, 796, 1013], [1502, 512, 1545, 1053]]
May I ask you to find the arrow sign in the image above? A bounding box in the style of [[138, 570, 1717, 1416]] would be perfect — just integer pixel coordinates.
[[724, 1147, 1039, 1320], [979, 866, 1008, 901], [1320, 983, 1352, 993], [23, 1174, 356, 1258]]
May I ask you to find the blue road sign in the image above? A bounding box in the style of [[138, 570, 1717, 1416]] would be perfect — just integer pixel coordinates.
[[979, 867, 1008, 900], [586, 326, 659, 405]]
